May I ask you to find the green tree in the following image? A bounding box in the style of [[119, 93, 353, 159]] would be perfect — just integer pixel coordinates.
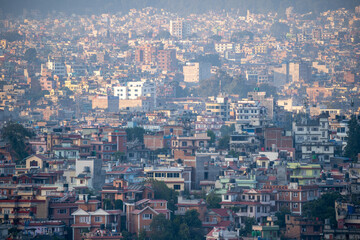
[[121, 231, 133, 240], [206, 191, 221, 208], [192, 54, 221, 67], [1, 122, 35, 164], [115, 199, 123, 210], [183, 210, 203, 240], [220, 124, 235, 137], [24, 48, 37, 63], [126, 127, 145, 143], [138, 229, 147, 240], [303, 192, 342, 228], [0, 31, 23, 42], [239, 217, 256, 237], [113, 151, 126, 163], [270, 22, 290, 39], [178, 223, 191, 239], [231, 30, 254, 42], [275, 207, 291, 228], [218, 135, 230, 149], [184, 209, 202, 228], [150, 214, 173, 240], [171, 210, 203, 240], [103, 199, 113, 210], [209, 35, 222, 41], [207, 130, 216, 145], [156, 30, 171, 39], [149, 179, 178, 212], [344, 115, 360, 162]]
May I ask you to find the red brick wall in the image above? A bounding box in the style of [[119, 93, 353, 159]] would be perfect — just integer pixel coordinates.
[[144, 135, 164, 150]]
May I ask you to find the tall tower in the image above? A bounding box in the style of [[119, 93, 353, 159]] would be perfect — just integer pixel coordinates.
[[170, 19, 191, 39]]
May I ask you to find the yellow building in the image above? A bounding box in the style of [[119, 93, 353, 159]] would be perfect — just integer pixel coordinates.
[[25, 155, 47, 170], [144, 167, 186, 191], [287, 163, 321, 185]]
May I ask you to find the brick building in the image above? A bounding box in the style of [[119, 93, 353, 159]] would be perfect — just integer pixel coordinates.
[[71, 194, 122, 240], [284, 214, 323, 240], [264, 182, 320, 215], [263, 127, 293, 151], [125, 198, 171, 236]]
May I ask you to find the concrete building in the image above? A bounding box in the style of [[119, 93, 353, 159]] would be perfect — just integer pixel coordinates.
[[293, 113, 333, 160], [157, 49, 177, 72], [114, 81, 156, 101], [233, 100, 267, 127], [144, 166, 191, 191], [46, 59, 67, 77], [135, 44, 158, 64], [183, 62, 212, 83], [264, 182, 320, 215], [75, 157, 104, 190], [215, 42, 233, 53], [170, 19, 191, 39], [284, 214, 323, 240], [288, 62, 311, 83], [205, 95, 230, 121]]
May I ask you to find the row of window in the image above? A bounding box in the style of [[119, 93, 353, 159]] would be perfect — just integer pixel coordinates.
[[148, 172, 180, 178], [79, 216, 103, 223]]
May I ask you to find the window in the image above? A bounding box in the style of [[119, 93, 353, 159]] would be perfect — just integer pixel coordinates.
[[302, 226, 307, 232], [143, 214, 153, 220], [95, 216, 102, 222], [80, 217, 89, 223], [181, 142, 187, 147], [293, 193, 298, 197], [3, 209, 10, 214], [174, 185, 181, 190], [293, 203, 298, 208], [57, 209, 67, 214], [250, 207, 253, 213], [144, 225, 151, 231]]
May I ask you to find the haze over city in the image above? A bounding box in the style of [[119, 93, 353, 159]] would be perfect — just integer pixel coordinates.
[[0, 0, 360, 239]]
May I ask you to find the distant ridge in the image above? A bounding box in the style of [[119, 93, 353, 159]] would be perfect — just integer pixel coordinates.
[[1, 0, 360, 16]]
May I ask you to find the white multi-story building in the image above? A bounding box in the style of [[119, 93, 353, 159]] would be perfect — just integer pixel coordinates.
[[75, 157, 104, 190], [214, 42, 233, 53], [292, 113, 335, 160], [114, 81, 156, 105], [170, 19, 191, 39], [221, 189, 275, 225], [233, 100, 267, 127], [183, 62, 212, 83], [205, 95, 230, 121], [46, 59, 67, 77]]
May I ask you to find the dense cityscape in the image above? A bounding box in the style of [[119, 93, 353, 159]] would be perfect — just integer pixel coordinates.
[[0, 1, 360, 239]]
